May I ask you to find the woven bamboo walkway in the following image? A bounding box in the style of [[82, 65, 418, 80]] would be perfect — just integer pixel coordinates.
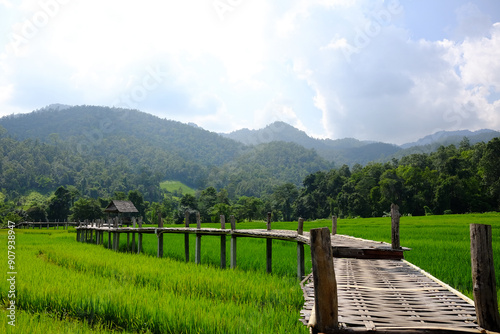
[[300, 258, 480, 333], [76, 225, 407, 259]]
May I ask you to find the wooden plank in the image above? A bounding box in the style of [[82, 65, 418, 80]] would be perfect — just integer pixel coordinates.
[[470, 224, 500, 332]]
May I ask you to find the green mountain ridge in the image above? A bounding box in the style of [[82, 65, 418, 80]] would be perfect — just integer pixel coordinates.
[[0, 106, 331, 200]]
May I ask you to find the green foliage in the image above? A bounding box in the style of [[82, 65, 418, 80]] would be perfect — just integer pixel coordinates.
[[70, 197, 103, 221], [294, 139, 499, 218]]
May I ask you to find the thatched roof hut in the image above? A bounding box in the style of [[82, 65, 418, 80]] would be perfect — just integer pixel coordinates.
[[104, 200, 139, 214]]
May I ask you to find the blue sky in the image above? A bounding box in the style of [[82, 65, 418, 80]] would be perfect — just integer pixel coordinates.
[[1, 0, 500, 144]]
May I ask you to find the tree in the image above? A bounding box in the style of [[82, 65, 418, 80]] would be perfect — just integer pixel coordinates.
[[479, 137, 500, 209], [272, 183, 298, 221], [199, 187, 218, 222], [236, 196, 263, 221], [128, 190, 146, 217], [70, 198, 103, 221], [26, 206, 47, 222], [47, 186, 72, 221]]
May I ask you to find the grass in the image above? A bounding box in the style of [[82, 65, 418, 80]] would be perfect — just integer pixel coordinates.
[[159, 181, 196, 196], [1, 229, 306, 333], [2, 212, 500, 333]]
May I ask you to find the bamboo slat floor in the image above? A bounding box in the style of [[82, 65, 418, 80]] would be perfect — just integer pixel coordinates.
[[300, 258, 480, 333]]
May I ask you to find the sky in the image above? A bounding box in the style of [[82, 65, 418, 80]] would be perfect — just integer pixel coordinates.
[[1, 0, 500, 145]]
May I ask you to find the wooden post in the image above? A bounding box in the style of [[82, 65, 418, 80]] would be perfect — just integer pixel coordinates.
[[297, 218, 305, 280], [137, 217, 143, 254], [185, 210, 190, 262], [157, 214, 163, 258], [137, 233, 143, 254], [127, 232, 130, 251], [108, 231, 112, 249], [76, 229, 80, 242], [266, 212, 272, 273], [332, 215, 337, 235], [230, 215, 237, 269], [391, 203, 401, 249], [220, 215, 226, 269], [195, 212, 201, 264], [266, 238, 272, 274], [470, 224, 500, 332], [115, 232, 120, 252], [132, 232, 136, 252], [309, 227, 338, 333]]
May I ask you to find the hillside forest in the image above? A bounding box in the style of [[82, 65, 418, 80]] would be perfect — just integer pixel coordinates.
[[0, 106, 499, 225]]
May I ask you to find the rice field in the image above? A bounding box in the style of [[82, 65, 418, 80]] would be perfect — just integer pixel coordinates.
[[1, 212, 500, 333]]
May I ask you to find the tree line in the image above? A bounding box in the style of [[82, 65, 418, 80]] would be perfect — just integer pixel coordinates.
[[2, 137, 499, 225]]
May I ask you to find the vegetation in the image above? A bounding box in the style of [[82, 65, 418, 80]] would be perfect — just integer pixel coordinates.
[[0, 106, 499, 225], [1, 213, 500, 333], [0, 229, 306, 334]]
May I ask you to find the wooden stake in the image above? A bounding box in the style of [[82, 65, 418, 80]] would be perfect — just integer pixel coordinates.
[[391, 203, 401, 249], [157, 213, 163, 258], [221, 215, 226, 269], [184, 210, 190, 262], [298, 217, 304, 235], [297, 218, 305, 280], [115, 232, 120, 252], [470, 224, 500, 332], [137, 233, 143, 254], [266, 238, 272, 273], [230, 215, 236, 268], [195, 234, 201, 265], [332, 215, 337, 235], [310, 227, 338, 333], [267, 212, 271, 231]]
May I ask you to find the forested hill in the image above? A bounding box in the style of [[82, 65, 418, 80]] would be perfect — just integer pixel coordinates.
[[0, 105, 244, 166], [222, 121, 401, 165], [223, 121, 500, 165], [0, 105, 332, 201]]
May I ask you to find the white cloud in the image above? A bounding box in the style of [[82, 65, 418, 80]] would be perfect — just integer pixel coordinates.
[[1, 0, 499, 145]]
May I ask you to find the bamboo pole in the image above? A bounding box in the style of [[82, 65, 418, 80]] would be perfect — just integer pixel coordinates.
[[309, 227, 338, 333], [470, 224, 500, 332]]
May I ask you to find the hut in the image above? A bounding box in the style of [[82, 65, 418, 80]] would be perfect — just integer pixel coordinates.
[[104, 200, 139, 226]]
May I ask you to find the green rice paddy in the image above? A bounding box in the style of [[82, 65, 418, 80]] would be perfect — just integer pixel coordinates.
[[1, 213, 500, 333]]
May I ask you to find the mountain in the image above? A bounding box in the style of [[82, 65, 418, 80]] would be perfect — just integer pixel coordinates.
[[400, 129, 500, 149], [223, 121, 401, 165], [224, 122, 500, 165], [0, 105, 332, 200]]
